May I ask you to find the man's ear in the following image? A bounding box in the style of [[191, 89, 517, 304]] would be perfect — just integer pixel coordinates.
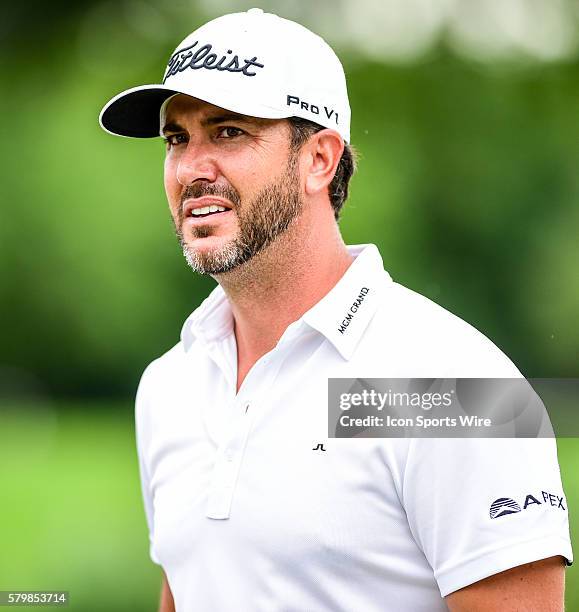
[[303, 130, 344, 196]]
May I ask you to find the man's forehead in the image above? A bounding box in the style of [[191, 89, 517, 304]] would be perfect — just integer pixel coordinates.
[[163, 93, 275, 130], [165, 94, 228, 118]]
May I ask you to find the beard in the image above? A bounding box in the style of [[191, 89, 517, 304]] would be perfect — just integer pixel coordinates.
[[174, 152, 303, 275]]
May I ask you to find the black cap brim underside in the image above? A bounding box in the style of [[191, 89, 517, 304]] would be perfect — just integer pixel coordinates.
[[101, 88, 178, 138]]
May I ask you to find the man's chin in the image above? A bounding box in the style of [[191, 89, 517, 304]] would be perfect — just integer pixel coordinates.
[[183, 239, 223, 256], [182, 234, 233, 256], [182, 239, 244, 275]]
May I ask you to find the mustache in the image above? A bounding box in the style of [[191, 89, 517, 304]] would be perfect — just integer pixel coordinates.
[[180, 182, 241, 209]]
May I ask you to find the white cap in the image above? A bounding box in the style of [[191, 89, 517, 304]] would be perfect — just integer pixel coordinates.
[[99, 8, 351, 142]]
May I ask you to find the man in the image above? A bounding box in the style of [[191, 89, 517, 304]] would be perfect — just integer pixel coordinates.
[[99, 9, 572, 612]]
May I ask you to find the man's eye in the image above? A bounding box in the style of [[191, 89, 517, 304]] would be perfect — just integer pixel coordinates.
[[164, 134, 187, 147], [217, 127, 244, 139]]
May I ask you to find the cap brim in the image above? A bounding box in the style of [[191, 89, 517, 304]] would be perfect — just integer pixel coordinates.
[[99, 82, 349, 140], [99, 84, 180, 138], [99, 83, 294, 139]]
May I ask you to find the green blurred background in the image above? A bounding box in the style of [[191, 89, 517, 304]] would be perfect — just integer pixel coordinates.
[[1, 0, 578, 609]]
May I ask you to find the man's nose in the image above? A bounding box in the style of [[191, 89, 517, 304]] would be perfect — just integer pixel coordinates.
[[176, 141, 219, 186]]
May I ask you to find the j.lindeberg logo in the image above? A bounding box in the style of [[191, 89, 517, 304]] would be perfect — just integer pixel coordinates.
[[164, 41, 265, 82], [337, 287, 370, 335]]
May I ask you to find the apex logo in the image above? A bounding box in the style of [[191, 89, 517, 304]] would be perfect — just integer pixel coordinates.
[[489, 498, 521, 518], [490, 491, 566, 519]]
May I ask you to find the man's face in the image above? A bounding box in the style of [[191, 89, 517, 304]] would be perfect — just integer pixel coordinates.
[[162, 94, 303, 275]]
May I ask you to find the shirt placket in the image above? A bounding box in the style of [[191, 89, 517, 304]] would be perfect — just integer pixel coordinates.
[[204, 333, 296, 520], [205, 396, 254, 519]]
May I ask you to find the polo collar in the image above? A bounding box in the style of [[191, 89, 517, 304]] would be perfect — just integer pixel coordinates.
[[181, 243, 391, 359], [181, 284, 233, 350], [302, 243, 391, 360]]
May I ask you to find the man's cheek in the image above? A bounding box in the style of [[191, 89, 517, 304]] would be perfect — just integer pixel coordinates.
[[163, 159, 179, 195], [163, 194, 181, 229], [172, 203, 183, 228], [163, 182, 181, 224]]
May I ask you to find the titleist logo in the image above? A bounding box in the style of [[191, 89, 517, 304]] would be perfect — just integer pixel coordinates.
[[164, 41, 265, 82]]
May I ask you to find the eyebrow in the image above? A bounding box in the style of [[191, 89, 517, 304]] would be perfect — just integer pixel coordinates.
[[161, 113, 263, 135]]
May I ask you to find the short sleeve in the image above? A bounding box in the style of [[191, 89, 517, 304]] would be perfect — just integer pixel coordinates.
[[402, 436, 573, 597], [135, 364, 162, 565]]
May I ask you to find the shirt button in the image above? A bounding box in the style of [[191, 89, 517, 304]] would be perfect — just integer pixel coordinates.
[[244, 401, 251, 413]]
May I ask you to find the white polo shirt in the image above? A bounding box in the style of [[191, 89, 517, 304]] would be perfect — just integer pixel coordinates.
[[135, 243, 572, 612]]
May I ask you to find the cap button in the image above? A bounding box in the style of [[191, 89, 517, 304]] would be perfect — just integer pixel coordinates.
[[247, 8, 264, 15]]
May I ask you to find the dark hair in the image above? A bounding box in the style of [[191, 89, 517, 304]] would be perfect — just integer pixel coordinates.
[[287, 117, 357, 221]]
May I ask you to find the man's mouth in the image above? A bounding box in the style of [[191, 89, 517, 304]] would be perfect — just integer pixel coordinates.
[[190, 204, 229, 218], [183, 197, 234, 220]]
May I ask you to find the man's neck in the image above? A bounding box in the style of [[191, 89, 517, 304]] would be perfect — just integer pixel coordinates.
[[214, 214, 353, 389]]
